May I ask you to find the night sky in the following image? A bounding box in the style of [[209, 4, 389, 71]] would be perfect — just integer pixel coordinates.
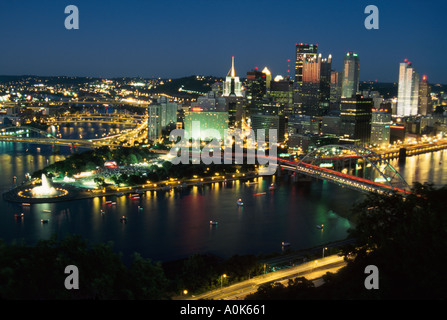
[[0, 0, 445, 83]]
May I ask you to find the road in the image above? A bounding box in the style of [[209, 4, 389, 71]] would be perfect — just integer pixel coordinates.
[[184, 255, 346, 300]]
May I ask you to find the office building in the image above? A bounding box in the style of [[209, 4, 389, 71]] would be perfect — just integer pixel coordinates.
[[418, 75, 433, 115], [184, 110, 229, 141], [370, 110, 392, 146], [294, 43, 318, 84], [397, 59, 419, 116], [330, 71, 342, 110], [341, 52, 360, 98], [195, 91, 227, 112], [321, 111, 341, 136], [339, 95, 373, 145], [250, 113, 286, 142], [223, 56, 243, 97], [297, 53, 332, 116], [147, 104, 162, 141], [270, 79, 294, 116], [246, 68, 267, 103]]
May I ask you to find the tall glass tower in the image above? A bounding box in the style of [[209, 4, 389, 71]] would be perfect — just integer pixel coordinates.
[[294, 43, 318, 84], [341, 52, 360, 99], [397, 59, 419, 116]]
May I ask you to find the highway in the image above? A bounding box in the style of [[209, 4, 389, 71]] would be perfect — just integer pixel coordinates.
[[184, 254, 346, 300]]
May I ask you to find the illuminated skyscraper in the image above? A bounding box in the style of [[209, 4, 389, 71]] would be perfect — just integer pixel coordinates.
[[223, 56, 243, 97], [370, 110, 392, 146], [299, 53, 332, 116], [397, 59, 419, 116], [341, 52, 360, 98], [294, 43, 318, 84], [246, 68, 267, 103], [339, 95, 373, 145], [418, 75, 432, 115]]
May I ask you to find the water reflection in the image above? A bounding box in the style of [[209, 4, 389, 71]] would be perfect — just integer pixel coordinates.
[[1, 142, 447, 262]]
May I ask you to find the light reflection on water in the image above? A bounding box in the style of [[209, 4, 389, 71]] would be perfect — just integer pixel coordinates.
[[1, 139, 446, 262]]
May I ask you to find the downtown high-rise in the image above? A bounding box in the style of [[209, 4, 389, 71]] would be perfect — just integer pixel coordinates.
[[341, 52, 360, 99], [418, 75, 432, 116], [397, 59, 419, 116], [294, 43, 318, 84]]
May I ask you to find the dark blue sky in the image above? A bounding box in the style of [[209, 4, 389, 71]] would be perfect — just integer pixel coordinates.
[[1, 0, 445, 83]]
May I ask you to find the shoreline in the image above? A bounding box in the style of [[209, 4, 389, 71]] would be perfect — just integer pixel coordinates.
[[2, 172, 261, 204]]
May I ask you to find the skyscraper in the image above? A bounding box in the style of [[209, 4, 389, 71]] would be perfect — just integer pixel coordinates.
[[339, 95, 373, 145], [330, 71, 342, 110], [246, 68, 267, 103], [341, 52, 360, 99], [397, 59, 419, 116], [294, 43, 318, 84], [223, 56, 243, 97], [370, 110, 392, 146], [418, 75, 432, 115], [299, 53, 332, 116]]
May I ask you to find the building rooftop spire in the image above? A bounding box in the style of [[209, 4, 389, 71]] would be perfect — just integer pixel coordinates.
[[227, 56, 237, 78]]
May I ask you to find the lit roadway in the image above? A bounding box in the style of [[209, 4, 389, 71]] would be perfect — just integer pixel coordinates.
[[184, 255, 346, 300], [46, 113, 147, 126]]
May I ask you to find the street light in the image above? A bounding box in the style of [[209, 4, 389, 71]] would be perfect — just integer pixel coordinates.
[[221, 274, 227, 291]]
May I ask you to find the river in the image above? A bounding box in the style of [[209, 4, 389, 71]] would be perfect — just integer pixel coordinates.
[[0, 125, 446, 263]]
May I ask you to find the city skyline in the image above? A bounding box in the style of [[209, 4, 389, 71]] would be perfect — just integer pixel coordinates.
[[0, 0, 446, 84]]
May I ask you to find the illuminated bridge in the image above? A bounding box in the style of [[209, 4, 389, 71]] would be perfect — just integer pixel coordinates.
[[46, 113, 147, 126], [0, 119, 148, 148], [275, 145, 412, 196]]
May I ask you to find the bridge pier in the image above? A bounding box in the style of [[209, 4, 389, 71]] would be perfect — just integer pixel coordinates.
[[52, 144, 60, 154], [398, 148, 407, 163]]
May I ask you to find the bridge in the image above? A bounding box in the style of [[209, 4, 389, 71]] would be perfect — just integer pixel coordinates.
[[275, 144, 411, 196], [46, 112, 147, 126], [0, 118, 148, 148], [172, 143, 412, 196]]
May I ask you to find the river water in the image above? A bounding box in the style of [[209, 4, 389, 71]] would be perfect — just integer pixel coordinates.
[[0, 124, 446, 263]]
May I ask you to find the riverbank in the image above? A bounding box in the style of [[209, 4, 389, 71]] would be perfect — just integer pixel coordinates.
[[2, 171, 261, 204]]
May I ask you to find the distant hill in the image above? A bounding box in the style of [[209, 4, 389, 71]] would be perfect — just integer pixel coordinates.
[[147, 75, 220, 97]]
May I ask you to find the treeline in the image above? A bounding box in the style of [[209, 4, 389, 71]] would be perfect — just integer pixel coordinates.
[[0, 235, 170, 299], [245, 182, 447, 300], [0, 235, 265, 300], [32, 146, 158, 179], [33, 146, 257, 186]]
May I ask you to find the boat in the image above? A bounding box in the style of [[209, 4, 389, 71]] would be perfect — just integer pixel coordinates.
[[41, 219, 49, 223], [103, 201, 112, 205], [14, 213, 24, 219], [269, 183, 277, 190], [209, 220, 218, 225], [316, 224, 324, 230], [253, 192, 266, 197], [42, 210, 51, 213], [236, 198, 244, 206], [120, 216, 127, 222], [281, 241, 291, 247]]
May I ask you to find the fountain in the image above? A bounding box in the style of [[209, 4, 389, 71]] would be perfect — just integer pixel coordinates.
[[3, 173, 71, 203], [32, 174, 58, 197]]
